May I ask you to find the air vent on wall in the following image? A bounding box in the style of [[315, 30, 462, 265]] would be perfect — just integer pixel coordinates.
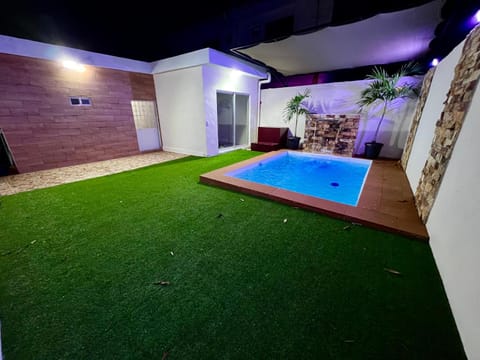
[[69, 97, 92, 106]]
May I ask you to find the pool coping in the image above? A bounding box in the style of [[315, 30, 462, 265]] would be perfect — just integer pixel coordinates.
[[200, 149, 429, 241]]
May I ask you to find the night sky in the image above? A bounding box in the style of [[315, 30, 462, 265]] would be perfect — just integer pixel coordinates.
[[0, 0, 260, 61]]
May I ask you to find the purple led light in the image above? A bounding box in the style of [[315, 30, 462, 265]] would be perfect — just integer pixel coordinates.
[[468, 10, 480, 27], [431, 58, 439, 67]]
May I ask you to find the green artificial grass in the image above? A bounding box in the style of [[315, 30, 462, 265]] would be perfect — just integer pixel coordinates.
[[0, 150, 466, 359]]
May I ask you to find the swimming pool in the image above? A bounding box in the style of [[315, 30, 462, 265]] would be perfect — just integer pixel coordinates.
[[200, 150, 428, 240], [225, 151, 372, 206]]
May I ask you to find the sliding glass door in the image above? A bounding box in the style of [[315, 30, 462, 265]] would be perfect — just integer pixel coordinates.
[[217, 92, 249, 150]]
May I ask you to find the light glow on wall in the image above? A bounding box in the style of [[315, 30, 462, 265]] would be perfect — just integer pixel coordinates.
[[475, 10, 480, 23], [220, 69, 244, 91], [61, 58, 86, 72], [230, 69, 243, 80], [467, 10, 480, 28]]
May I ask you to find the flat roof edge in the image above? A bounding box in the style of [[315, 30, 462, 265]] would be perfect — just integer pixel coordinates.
[[151, 48, 268, 78], [0, 35, 269, 78], [0, 34, 153, 74]]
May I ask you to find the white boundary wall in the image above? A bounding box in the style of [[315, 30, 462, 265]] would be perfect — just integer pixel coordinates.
[[260, 78, 420, 158], [405, 42, 463, 189], [405, 38, 480, 359]]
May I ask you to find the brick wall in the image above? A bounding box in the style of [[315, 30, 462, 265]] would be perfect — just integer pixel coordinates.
[[415, 25, 480, 222], [0, 53, 156, 173], [129, 72, 156, 100]]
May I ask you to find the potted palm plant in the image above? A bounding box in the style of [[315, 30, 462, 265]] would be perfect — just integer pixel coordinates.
[[283, 88, 311, 150], [357, 62, 421, 159]]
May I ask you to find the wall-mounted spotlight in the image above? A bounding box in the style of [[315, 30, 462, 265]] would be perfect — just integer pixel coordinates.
[[61, 59, 86, 72], [475, 9, 480, 24], [230, 69, 243, 79]]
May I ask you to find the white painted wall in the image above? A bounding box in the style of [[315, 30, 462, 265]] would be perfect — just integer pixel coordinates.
[[202, 64, 262, 155], [151, 49, 210, 74], [153, 67, 207, 156], [152, 48, 268, 157], [405, 41, 464, 190], [260, 78, 420, 158], [426, 82, 480, 359], [404, 36, 480, 358], [153, 63, 265, 157]]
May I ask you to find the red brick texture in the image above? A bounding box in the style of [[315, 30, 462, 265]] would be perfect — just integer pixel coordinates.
[[0, 53, 156, 173], [129, 72, 156, 100]]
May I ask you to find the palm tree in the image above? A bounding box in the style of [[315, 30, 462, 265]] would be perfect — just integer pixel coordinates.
[[357, 62, 421, 143], [283, 88, 311, 138]]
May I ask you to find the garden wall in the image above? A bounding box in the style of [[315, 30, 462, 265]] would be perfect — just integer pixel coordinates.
[[400, 67, 435, 170], [259, 78, 420, 159], [414, 27, 480, 222], [402, 25, 480, 359], [0, 53, 156, 173]]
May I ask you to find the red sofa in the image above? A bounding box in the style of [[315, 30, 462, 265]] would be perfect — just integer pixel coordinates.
[[250, 127, 289, 152]]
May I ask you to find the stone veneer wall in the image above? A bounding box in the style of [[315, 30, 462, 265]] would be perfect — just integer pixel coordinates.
[[0, 53, 156, 173], [415, 25, 480, 222], [303, 114, 360, 156], [400, 67, 436, 170]]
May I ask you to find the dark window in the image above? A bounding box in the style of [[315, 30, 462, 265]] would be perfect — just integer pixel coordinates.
[[70, 97, 92, 106]]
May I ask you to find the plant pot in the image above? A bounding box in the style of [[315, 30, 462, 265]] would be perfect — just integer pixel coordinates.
[[286, 136, 301, 150], [364, 142, 384, 159]]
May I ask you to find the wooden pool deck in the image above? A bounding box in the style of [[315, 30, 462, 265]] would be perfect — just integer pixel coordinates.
[[200, 150, 428, 241]]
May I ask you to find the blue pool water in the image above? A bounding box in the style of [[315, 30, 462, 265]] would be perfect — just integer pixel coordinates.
[[226, 151, 372, 206]]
